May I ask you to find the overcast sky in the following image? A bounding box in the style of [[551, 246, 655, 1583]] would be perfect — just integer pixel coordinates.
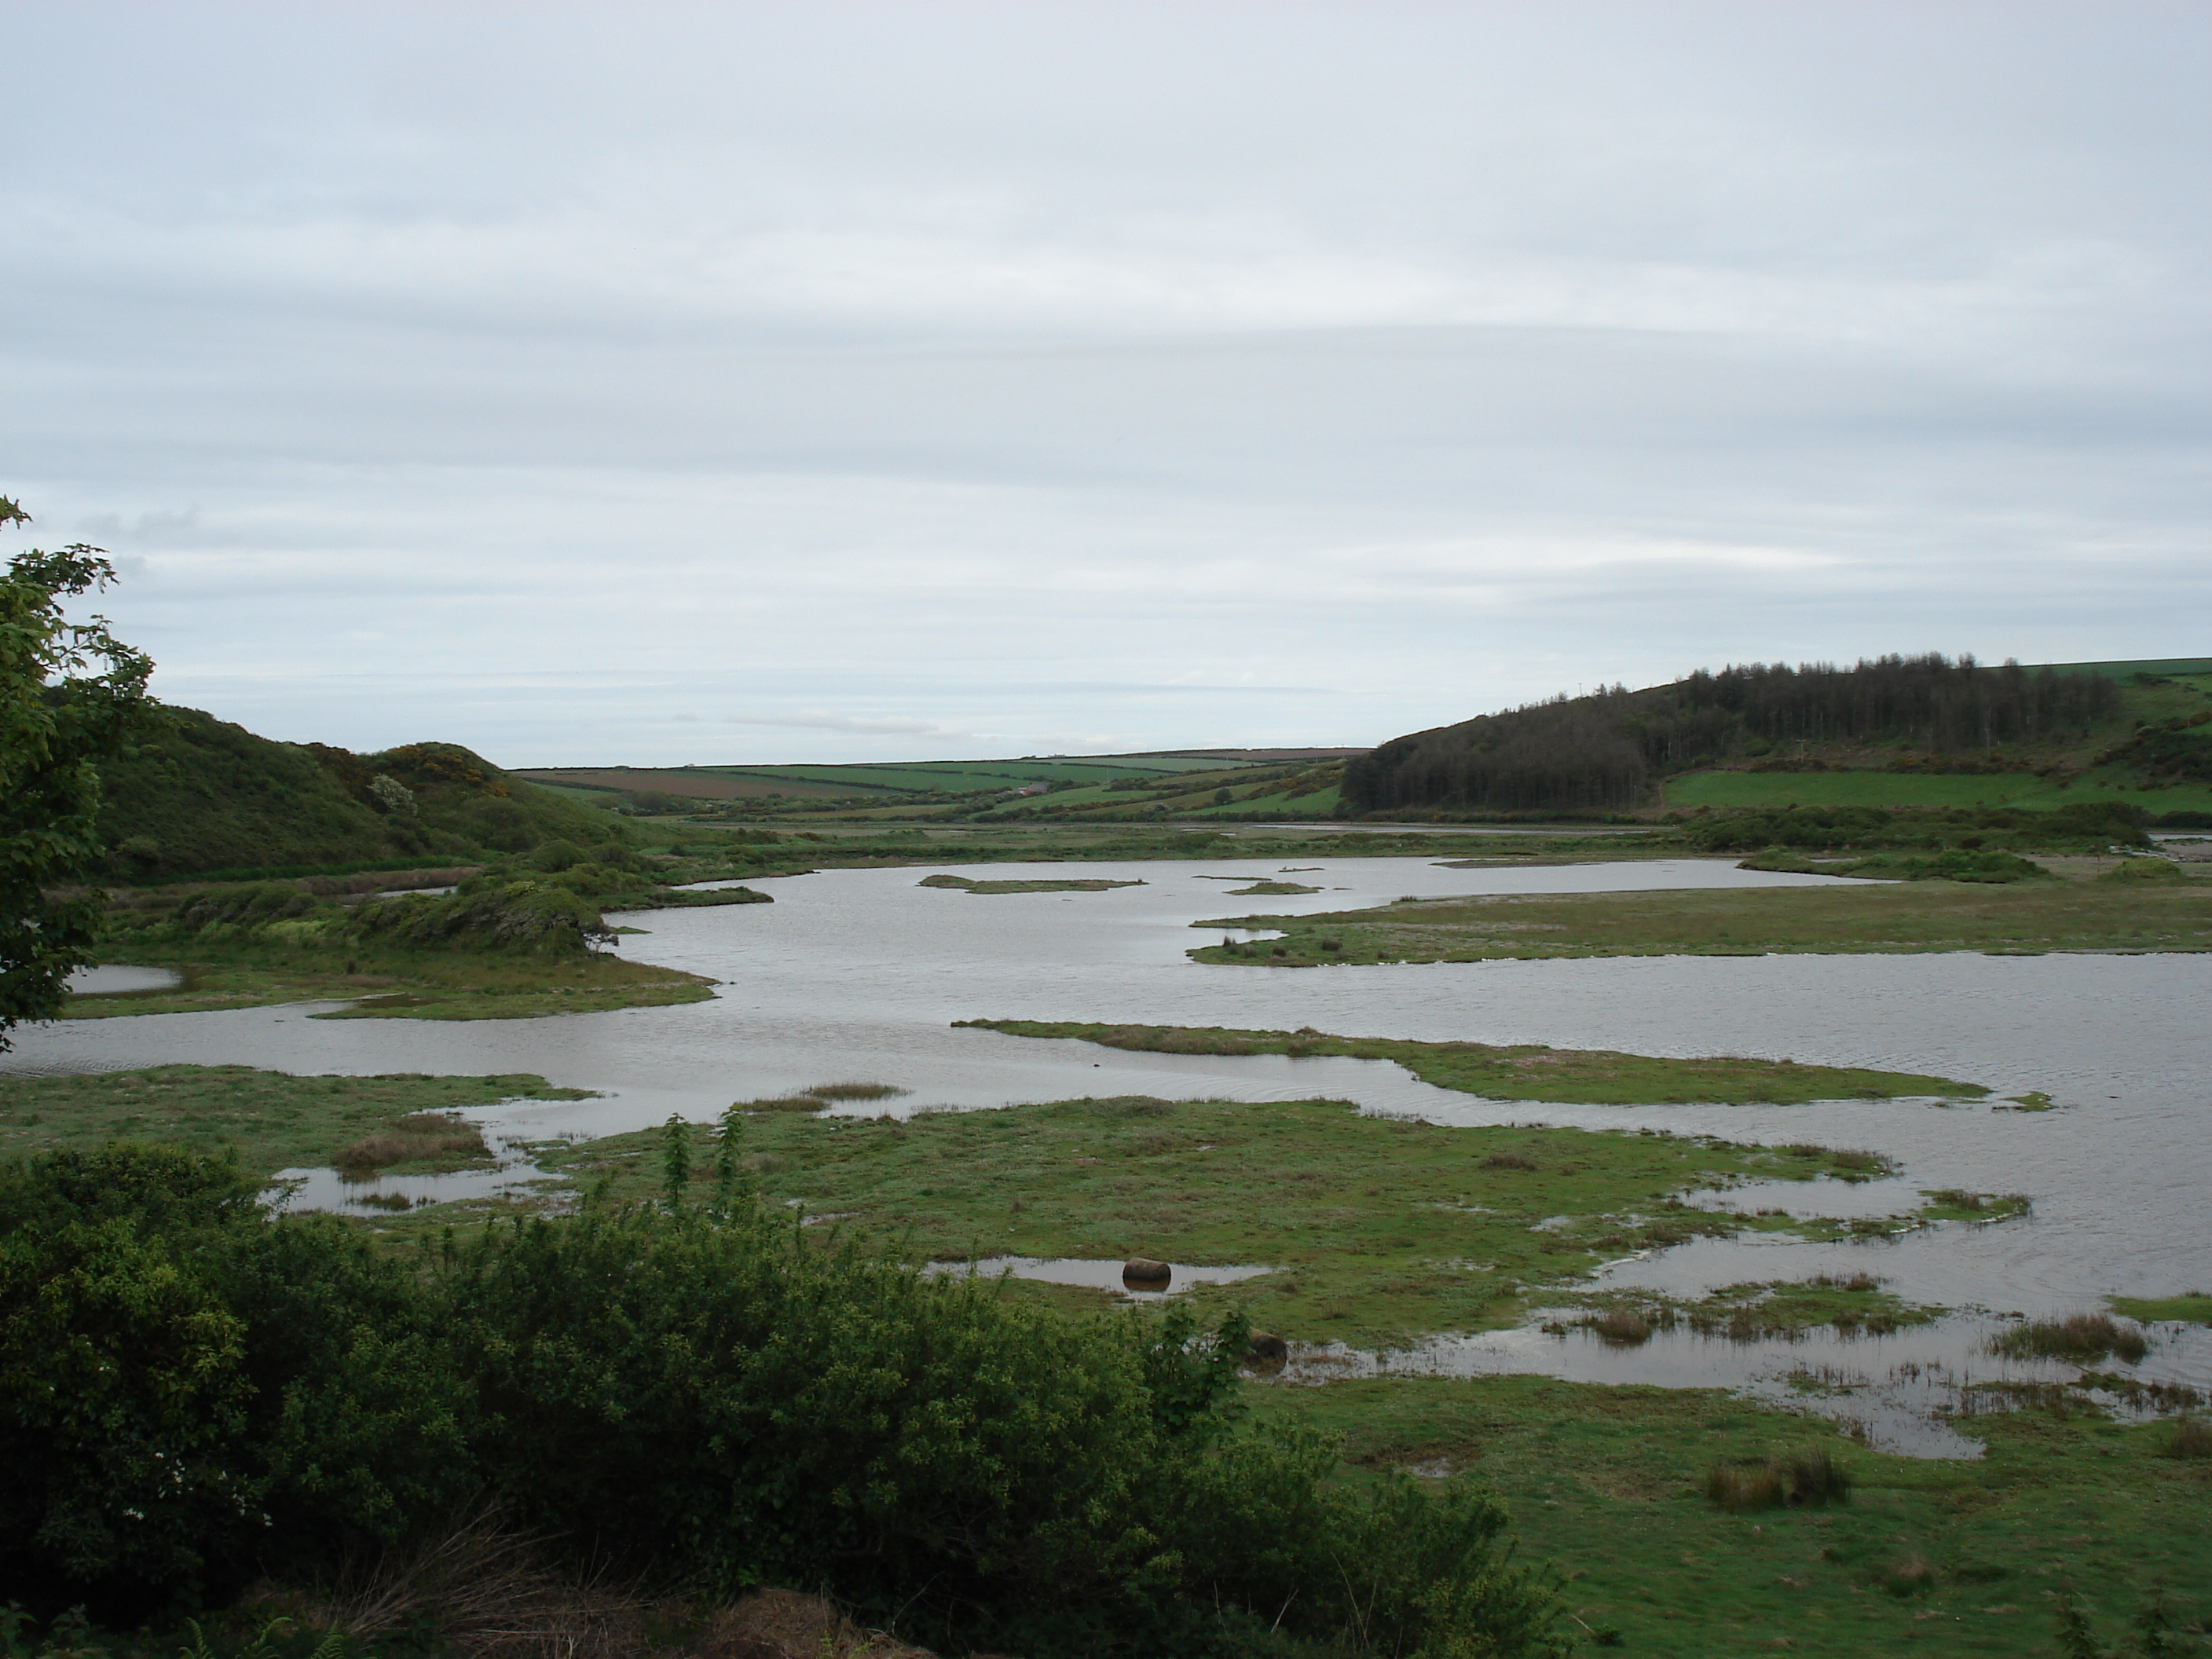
[[5, 2, 2207, 765]]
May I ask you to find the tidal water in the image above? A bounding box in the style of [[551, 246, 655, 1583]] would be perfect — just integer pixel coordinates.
[[12, 855, 2208, 1453]]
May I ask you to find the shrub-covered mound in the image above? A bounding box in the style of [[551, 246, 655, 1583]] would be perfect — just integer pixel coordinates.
[[93, 707, 628, 881], [0, 1144, 1568, 1658]]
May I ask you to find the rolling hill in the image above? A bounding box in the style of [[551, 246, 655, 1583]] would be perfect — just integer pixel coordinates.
[[1343, 655, 2212, 822], [93, 706, 632, 881]]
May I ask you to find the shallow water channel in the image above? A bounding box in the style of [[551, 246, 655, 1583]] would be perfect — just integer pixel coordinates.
[[12, 855, 2210, 1455]]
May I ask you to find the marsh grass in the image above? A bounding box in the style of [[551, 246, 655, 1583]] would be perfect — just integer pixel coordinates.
[[1703, 1452, 1851, 1513], [60, 936, 715, 1024], [917, 873, 1144, 894], [335, 1112, 488, 1170], [2163, 1417, 2212, 1459], [0, 1065, 593, 1184], [959, 1020, 1979, 1108], [1194, 867, 2212, 966], [1780, 1144, 1893, 1179], [1262, 1373, 2212, 1657], [540, 1093, 1898, 1347], [1584, 1306, 1660, 1345], [1993, 1313, 2151, 1366], [804, 1082, 911, 1101]]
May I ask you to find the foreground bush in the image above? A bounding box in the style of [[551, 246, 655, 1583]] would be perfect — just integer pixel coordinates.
[[0, 1145, 1567, 1657]]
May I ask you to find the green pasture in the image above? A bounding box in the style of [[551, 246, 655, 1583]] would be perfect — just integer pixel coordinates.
[[1259, 1375, 2210, 1658], [1664, 769, 2212, 815], [2040, 654, 2212, 680], [720, 756, 1251, 791]]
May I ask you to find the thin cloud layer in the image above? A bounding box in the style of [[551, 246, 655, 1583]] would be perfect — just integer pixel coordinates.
[[4, 2, 2205, 763]]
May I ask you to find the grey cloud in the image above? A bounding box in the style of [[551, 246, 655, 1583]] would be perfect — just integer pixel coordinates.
[[2, 2, 2205, 764]]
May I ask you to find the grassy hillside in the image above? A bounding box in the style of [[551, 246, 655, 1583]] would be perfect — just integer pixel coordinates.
[[1346, 654, 2212, 821], [93, 705, 634, 880]]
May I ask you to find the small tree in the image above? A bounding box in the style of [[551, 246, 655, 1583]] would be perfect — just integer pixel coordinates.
[[0, 500, 154, 1049], [660, 1113, 693, 1209], [712, 1104, 748, 1210]]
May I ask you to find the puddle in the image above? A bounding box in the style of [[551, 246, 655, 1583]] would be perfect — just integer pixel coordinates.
[[267, 1102, 584, 1216], [1274, 1312, 2212, 1459], [928, 1255, 1275, 1300], [66, 965, 181, 995]]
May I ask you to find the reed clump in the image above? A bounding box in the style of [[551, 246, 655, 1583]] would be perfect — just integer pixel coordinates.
[[335, 1112, 487, 1170], [1991, 1313, 2150, 1365], [2163, 1417, 2212, 1459], [1702, 1452, 1851, 1513], [1584, 1306, 1658, 1345], [1483, 1152, 1539, 1171]]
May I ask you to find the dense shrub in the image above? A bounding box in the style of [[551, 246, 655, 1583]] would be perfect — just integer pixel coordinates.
[[347, 883, 613, 953], [0, 1146, 1568, 1657], [0, 1149, 467, 1620]]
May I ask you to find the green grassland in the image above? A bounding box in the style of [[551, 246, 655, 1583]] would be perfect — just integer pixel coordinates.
[[62, 936, 716, 1022], [0, 1065, 591, 1176], [955, 1020, 1983, 1106], [558, 1093, 1958, 1350], [1257, 1375, 2211, 1657], [2110, 1294, 2212, 1326], [917, 873, 1147, 894], [1666, 770, 2212, 815], [1191, 862, 2212, 965]]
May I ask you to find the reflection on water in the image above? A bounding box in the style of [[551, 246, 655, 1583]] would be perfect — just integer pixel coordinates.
[[268, 1104, 584, 1215], [9, 855, 2209, 1449], [66, 964, 181, 994], [1279, 1305, 2212, 1459]]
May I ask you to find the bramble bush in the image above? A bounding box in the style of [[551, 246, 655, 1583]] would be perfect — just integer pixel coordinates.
[[0, 1144, 1567, 1657]]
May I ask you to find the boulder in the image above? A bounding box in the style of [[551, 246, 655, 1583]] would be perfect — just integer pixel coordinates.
[[1122, 1257, 1172, 1288]]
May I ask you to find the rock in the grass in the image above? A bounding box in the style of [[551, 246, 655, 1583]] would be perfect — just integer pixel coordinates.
[[1244, 1331, 1289, 1374], [1122, 1257, 1172, 1288]]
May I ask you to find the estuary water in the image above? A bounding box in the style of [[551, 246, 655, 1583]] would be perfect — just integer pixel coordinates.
[[9, 855, 2209, 1452]]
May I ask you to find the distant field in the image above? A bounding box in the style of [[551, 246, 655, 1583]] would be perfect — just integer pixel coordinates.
[[1664, 770, 2212, 815], [511, 768, 855, 800], [515, 753, 1257, 804], [2039, 655, 2212, 680]]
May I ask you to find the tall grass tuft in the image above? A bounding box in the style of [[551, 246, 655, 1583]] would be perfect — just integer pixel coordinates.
[[1702, 1452, 1851, 1513], [2164, 1416, 2212, 1459], [1990, 1313, 2150, 1365], [335, 1113, 486, 1170], [1584, 1306, 1656, 1345]]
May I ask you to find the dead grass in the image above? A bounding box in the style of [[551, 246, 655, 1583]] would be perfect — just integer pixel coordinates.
[[335, 1112, 488, 1170], [2163, 1417, 2212, 1460], [297, 1511, 642, 1659], [1702, 1452, 1851, 1513], [1585, 1306, 1657, 1345], [697, 1589, 932, 1659], [284, 1514, 934, 1659]]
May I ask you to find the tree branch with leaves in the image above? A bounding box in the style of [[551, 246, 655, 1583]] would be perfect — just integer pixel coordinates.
[[1, 498, 156, 1046]]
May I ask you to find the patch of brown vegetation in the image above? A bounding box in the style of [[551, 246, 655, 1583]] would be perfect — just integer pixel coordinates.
[[336, 1111, 488, 1169]]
